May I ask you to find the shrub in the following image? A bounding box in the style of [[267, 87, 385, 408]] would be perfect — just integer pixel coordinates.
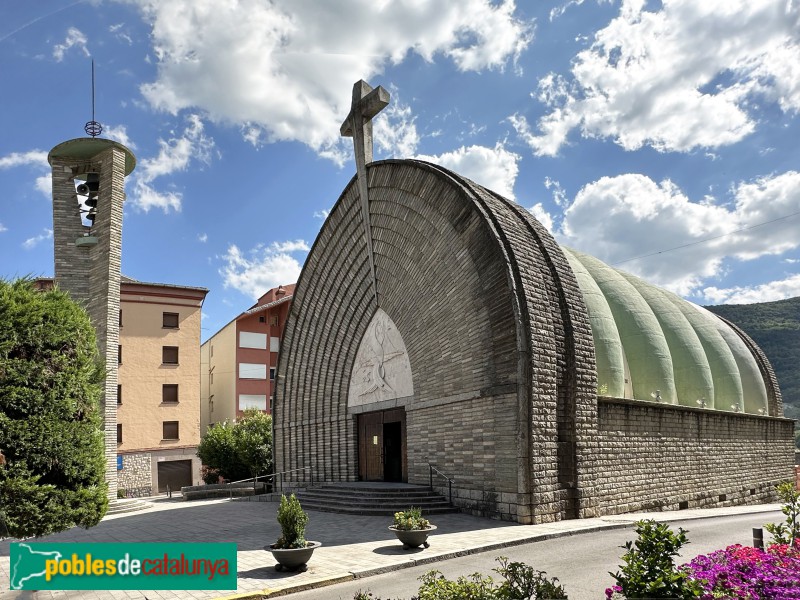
[[764, 480, 800, 547], [117, 488, 127, 499], [274, 493, 309, 549], [607, 519, 704, 599], [684, 543, 800, 599], [353, 557, 566, 600], [0, 279, 108, 539], [392, 507, 431, 531]]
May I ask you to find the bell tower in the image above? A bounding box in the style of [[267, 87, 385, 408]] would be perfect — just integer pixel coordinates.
[[46, 61, 136, 501]]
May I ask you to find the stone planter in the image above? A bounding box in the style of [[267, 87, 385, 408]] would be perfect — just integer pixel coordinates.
[[268, 541, 321, 572], [389, 525, 436, 549]]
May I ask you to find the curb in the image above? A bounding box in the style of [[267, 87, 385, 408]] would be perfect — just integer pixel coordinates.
[[216, 521, 634, 599], [213, 504, 782, 600]]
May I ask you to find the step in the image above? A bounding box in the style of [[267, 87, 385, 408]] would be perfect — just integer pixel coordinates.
[[104, 498, 152, 516], [291, 482, 458, 516], [295, 495, 452, 510], [298, 490, 445, 502], [297, 502, 457, 517]]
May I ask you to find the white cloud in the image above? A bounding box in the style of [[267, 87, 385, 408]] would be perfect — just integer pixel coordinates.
[[703, 274, 800, 305], [126, 0, 531, 162], [0, 150, 51, 198], [220, 240, 308, 299], [528, 202, 554, 232], [103, 124, 136, 149], [544, 176, 568, 207], [53, 27, 89, 62], [558, 170, 800, 296], [22, 229, 53, 250], [0, 223, 7, 233], [520, 0, 800, 156], [416, 143, 520, 199], [198, 233, 208, 243], [129, 114, 215, 212], [0, 150, 48, 169], [314, 209, 331, 220], [374, 92, 420, 159]]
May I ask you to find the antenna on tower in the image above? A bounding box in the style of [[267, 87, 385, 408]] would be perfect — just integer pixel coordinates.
[[84, 60, 103, 138]]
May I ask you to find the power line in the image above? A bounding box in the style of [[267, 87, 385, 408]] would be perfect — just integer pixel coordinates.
[[612, 209, 800, 266]]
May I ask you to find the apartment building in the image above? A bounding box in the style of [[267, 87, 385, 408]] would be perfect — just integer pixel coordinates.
[[116, 277, 208, 496], [200, 284, 294, 434]]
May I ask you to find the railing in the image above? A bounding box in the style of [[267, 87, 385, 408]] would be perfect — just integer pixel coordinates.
[[428, 462, 454, 505], [226, 466, 313, 499]]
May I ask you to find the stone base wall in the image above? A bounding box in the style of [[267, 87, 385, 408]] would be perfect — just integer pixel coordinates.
[[117, 452, 152, 498], [589, 398, 796, 516]]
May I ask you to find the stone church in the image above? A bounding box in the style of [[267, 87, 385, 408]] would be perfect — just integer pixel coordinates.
[[274, 83, 795, 524]]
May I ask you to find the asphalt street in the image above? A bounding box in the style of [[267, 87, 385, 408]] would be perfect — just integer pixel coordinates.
[[284, 511, 784, 600]]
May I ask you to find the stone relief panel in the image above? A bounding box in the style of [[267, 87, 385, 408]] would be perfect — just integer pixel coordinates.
[[348, 308, 413, 407]]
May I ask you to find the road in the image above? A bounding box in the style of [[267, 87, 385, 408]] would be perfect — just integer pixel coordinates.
[[287, 511, 783, 600]]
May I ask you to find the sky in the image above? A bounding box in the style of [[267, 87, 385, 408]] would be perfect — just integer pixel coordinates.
[[1, 0, 799, 343]]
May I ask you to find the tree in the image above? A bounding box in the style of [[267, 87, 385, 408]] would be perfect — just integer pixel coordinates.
[[197, 409, 272, 484], [0, 279, 108, 539], [234, 408, 273, 485], [197, 420, 248, 483]]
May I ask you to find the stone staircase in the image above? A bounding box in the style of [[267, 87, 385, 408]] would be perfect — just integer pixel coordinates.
[[104, 498, 152, 516], [295, 482, 458, 516]]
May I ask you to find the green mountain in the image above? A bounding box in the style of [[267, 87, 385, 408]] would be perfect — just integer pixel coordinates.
[[706, 296, 800, 448]]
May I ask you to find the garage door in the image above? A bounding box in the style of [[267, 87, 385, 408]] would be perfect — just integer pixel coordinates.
[[157, 459, 192, 493]]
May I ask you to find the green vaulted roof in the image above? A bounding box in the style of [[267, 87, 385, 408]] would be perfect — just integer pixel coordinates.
[[562, 247, 768, 414]]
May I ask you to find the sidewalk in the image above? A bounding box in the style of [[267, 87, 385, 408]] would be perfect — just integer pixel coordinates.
[[0, 496, 781, 600]]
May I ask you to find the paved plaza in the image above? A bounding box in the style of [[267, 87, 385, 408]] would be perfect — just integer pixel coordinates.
[[1, 496, 780, 600]]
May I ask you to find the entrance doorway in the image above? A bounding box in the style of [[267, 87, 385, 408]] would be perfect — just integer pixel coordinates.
[[157, 459, 192, 493], [357, 408, 407, 482]]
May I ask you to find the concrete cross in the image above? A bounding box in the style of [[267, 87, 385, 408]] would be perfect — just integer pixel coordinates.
[[341, 80, 390, 307]]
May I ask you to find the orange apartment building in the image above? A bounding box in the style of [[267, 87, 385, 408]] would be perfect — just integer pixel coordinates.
[[116, 277, 208, 496], [200, 284, 294, 433]]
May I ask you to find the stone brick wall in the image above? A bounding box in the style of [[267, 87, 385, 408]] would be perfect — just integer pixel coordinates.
[[594, 398, 795, 513], [275, 158, 796, 525], [117, 452, 152, 498]]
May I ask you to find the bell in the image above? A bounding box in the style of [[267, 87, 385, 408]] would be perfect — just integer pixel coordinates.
[[76, 172, 100, 196], [85, 197, 98, 208], [86, 208, 97, 223]]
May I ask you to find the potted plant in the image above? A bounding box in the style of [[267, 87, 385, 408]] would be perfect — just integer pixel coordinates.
[[389, 506, 436, 549], [268, 493, 321, 572]]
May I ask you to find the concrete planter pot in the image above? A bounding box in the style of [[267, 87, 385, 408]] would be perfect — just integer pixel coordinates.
[[389, 525, 436, 549], [268, 541, 321, 572]]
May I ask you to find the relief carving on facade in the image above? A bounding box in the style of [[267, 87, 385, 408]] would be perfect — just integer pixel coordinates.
[[348, 308, 413, 407]]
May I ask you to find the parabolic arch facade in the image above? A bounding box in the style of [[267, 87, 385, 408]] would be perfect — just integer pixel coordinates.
[[274, 159, 794, 524]]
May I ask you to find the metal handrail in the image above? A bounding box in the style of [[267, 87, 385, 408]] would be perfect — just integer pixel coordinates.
[[428, 462, 454, 505], [225, 466, 313, 498]]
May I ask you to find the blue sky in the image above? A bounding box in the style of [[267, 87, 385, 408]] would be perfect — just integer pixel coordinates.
[[1, 0, 799, 342]]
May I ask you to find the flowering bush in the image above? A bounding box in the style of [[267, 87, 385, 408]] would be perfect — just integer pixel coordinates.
[[392, 507, 431, 531], [683, 542, 800, 599]]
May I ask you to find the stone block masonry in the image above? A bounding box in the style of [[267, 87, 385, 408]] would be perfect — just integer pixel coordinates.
[[48, 138, 135, 501], [274, 158, 796, 525], [117, 452, 153, 498]]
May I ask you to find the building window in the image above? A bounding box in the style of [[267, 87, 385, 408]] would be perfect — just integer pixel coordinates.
[[270, 315, 279, 326], [117, 385, 122, 405], [162, 384, 179, 404], [239, 394, 267, 411], [117, 424, 123, 444], [118, 345, 122, 364], [239, 331, 267, 349], [269, 396, 273, 411], [259, 315, 265, 323], [239, 362, 267, 379], [162, 346, 179, 365], [163, 421, 179, 440], [163, 312, 179, 328], [119, 310, 123, 327], [269, 337, 280, 353], [269, 367, 276, 380]]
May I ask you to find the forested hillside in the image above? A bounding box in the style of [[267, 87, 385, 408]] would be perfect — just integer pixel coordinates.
[[706, 296, 800, 448]]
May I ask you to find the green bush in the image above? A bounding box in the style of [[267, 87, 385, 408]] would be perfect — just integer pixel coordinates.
[[764, 480, 800, 547], [0, 279, 108, 539], [609, 520, 704, 599], [197, 409, 272, 484], [353, 556, 566, 600], [117, 488, 127, 499], [274, 493, 309, 549], [392, 506, 431, 531]]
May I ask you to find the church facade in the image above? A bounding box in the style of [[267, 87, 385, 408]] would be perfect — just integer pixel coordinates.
[[274, 159, 795, 524]]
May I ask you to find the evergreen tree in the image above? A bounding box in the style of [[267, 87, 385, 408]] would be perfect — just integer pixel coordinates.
[[0, 279, 108, 538]]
